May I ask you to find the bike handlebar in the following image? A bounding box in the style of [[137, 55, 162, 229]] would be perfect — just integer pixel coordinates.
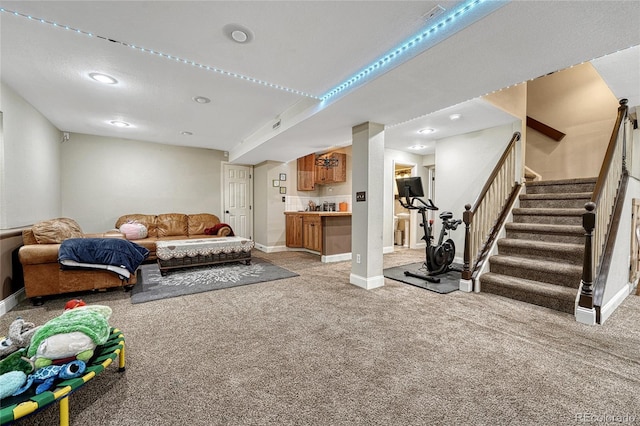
[[399, 196, 438, 211]]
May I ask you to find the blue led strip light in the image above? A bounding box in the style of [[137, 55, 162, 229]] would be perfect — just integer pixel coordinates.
[[0, 7, 319, 99], [320, 0, 485, 101]]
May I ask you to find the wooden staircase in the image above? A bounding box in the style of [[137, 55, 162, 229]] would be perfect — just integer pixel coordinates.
[[480, 177, 596, 314]]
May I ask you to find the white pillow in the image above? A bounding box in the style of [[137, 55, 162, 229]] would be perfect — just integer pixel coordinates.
[[119, 221, 148, 240]]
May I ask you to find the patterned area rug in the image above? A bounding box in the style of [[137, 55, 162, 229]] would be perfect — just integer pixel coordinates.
[[131, 258, 299, 304]]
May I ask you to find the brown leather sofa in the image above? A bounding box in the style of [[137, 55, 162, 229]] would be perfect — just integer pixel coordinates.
[[19, 218, 138, 304], [114, 213, 232, 260]]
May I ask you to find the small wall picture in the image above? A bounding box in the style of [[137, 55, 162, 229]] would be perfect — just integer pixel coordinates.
[[273, 180, 280, 187], [279, 173, 287, 181], [279, 187, 287, 194]]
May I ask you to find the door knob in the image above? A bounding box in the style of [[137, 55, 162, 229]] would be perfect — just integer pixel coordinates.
[[225, 210, 230, 214]]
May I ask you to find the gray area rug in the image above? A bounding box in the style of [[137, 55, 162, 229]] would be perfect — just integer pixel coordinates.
[[131, 258, 298, 304], [384, 262, 461, 294]]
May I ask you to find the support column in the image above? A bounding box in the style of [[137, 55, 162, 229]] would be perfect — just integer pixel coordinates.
[[350, 122, 385, 289]]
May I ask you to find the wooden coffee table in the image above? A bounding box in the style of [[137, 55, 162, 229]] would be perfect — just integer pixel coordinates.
[[155, 237, 255, 276]]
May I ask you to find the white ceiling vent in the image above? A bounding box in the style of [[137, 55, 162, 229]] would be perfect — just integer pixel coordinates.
[[423, 5, 445, 23]]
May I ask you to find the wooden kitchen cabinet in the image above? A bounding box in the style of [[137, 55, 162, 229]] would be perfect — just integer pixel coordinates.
[[297, 152, 346, 190], [302, 215, 322, 252], [297, 154, 316, 191], [315, 152, 346, 184], [285, 214, 303, 248], [285, 212, 351, 256]]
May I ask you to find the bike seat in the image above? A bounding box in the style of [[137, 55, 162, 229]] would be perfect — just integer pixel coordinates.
[[439, 211, 453, 220]]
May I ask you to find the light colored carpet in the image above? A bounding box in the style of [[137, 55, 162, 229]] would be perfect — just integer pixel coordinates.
[[2, 249, 639, 425]]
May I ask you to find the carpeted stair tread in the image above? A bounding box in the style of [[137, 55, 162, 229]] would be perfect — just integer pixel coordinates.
[[526, 177, 596, 186], [489, 255, 582, 275], [480, 272, 577, 313], [512, 207, 584, 225], [489, 255, 582, 287], [512, 207, 583, 216], [505, 222, 584, 244], [525, 177, 597, 194], [519, 192, 592, 208], [497, 238, 583, 264], [505, 222, 584, 234], [519, 192, 592, 200]]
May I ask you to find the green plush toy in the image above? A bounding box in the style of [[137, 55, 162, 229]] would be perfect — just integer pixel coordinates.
[[0, 349, 34, 376], [28, 305, 112, 369]]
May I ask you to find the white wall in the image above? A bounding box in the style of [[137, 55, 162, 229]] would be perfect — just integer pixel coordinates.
[[435, 123, 519, 258], [384, 148, 431, 251], [526, 63, 619, 180], [253, 160, 296, 250], [61, 133, 227, 233], [0, 82, 61, 229]]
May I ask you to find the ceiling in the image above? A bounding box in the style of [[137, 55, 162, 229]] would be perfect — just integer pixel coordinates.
[[1, 1, 639, 165]]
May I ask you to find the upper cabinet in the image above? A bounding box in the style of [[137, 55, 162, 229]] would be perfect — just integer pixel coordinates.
[[315, 152, 346, 185], [297, 154, 316, 191], [297, 152, 347, 191]]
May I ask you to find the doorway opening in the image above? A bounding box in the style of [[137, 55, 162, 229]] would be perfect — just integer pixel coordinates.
[[222, 163, 253, 240], [393, 162, 415, 248]]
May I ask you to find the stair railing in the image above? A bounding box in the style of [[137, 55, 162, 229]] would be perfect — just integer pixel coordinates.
[[578, 99, 629, 310], [462, 132, 522, 282]]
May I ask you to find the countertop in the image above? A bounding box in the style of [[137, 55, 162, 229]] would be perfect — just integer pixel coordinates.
[[284, 211, 351, 216]]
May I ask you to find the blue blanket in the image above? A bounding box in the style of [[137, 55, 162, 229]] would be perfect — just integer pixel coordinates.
[[59, 238, 149, 274]]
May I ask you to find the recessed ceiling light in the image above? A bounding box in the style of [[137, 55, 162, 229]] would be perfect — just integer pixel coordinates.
[[418, 128, 435, 134], [192, 96, 211, 104], [180, 131, 193, 136], [231, 30, 248, 43], [224, 24, 253, 44], [89, 73, 117, 84], [449, 113, 462, 121], [409, 145, 426, 150], [109, 120, 130, 128]]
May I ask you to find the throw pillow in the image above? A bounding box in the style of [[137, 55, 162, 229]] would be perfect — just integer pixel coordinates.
[[32, 218, 84, 244], [119, 221, 148, 240], [204, 223, 234, 236]]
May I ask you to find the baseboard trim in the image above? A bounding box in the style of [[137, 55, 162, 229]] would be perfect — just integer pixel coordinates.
[[0, 288, 25, 317], [253, 243, 289, 253], [350, 273, 384, 290], [321, 253, 352, 263], [598, 283, 633, 325]]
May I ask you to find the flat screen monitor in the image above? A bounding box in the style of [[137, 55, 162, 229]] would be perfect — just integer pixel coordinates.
[[396, 176, 424, 198]]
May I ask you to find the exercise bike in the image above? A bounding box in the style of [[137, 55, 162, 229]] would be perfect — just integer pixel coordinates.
[[396, 177, 462, 284]]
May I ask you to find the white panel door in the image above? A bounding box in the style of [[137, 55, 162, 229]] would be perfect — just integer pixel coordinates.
[[223, 164, 253, 239]]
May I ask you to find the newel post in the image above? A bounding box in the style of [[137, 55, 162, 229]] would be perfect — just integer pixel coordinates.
[[579, 202, 596, 308], [462, 204, 473, 280]]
